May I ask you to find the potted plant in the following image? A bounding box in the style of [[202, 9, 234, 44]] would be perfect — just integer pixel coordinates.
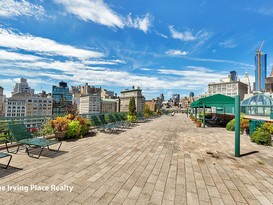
[[49, 117, 69, 140], [196, 120, 202, 127]]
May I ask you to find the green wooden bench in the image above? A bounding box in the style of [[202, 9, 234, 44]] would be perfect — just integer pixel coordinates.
[[7, 123, 62, 159]]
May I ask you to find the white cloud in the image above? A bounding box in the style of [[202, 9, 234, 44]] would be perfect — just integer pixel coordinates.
[[219, 39, 238, 48], [157, 66, 228, 85], [54, 0, 152, 33], [126, 13, 152, 33], [169, 25, 209, 42], [0, 50, 42, 61], [165, 50, 188, 56], [139, 68, 152, 71], [155, 31, 168, 39], [84, 59, 126, 65], [0, 0, 45, 18], [0, 28, 104, 59], [54, 0, 124, 28], [187, 56, 254, 68]]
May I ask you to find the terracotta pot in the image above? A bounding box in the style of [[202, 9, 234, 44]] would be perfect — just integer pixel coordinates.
[[55, 131, 66, 140]]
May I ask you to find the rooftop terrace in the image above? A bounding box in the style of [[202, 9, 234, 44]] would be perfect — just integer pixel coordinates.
[[0, 114, 273, 204]]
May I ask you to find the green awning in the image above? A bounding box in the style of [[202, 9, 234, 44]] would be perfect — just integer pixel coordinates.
[[190, 94, 235, 108]]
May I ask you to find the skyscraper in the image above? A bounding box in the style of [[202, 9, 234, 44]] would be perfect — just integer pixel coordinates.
[[230, 71, 237, 82], [52, 81, 73, 115], [172, 94, 180, 106], [255, 53, 267, 91]]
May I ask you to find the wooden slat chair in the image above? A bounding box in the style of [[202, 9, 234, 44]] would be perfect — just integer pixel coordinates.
[[7, 123, 62, 159]]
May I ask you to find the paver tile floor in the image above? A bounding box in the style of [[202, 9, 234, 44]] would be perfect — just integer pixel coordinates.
[[1, 114, 273, 205]]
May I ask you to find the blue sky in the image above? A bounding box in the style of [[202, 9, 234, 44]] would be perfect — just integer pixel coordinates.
[[0, 0, 273, 99]]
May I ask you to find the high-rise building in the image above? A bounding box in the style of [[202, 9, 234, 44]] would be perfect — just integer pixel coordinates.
[[241, 70, 251, 94], [160, 94, 164, 102], [12, 78, 34, 96], [172, 94, 180, 106], [120, 86, 145, 113], [52, 81, 73, 115], [0, 86, 5, 116], [230, 71, 237, 82], [255, 53, 267, 91], [265, 67, 273, 92]]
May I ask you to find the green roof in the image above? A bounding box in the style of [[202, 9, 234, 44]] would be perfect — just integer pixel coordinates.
[[191, 94, 235, 108]]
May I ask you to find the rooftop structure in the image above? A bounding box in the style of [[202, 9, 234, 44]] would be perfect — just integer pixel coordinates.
[[241, 93, 273, 116]]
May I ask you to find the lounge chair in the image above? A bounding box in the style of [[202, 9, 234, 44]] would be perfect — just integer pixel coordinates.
[[114, 113, 132, 127], [137, 112, 147, 122], [98, 115, 119, 133], [91, 115, 111, 131], [7, 123, 62, 159], [107, 114, 126, 128], [0, 152, 12, 169]]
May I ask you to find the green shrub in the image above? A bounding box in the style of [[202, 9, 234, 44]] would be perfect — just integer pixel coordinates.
[[127, 114, 137, 122], [67, 120, 81, 139], [79, 124, 88, 137], [261, 122, 273, 134], [226, 119, 235, 131], [251, 130, 272, 146], [36, 122, 54, 137], [226, 117, 250, 133]]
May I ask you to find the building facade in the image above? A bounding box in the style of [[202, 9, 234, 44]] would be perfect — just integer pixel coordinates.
[[208, 81, 248, 101], [5, 95, 26, 117], [255, 53, 267, 91], [5, 93, 53, 117], [101, 99, 117, 113], [79, 94, 100, 114], [52, 81, 73, 116], [25, 96, 53, 116], [120, 86, 145, 113]]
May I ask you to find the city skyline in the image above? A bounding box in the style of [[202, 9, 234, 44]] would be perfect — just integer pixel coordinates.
[[1, 1, 273, 99]]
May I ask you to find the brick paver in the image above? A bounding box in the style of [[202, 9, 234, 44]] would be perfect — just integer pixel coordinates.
[[1, 114, 273, 204]]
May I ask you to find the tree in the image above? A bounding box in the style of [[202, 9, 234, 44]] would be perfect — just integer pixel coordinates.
[[129, 97, 136, 116], [143, 103, 151, 117], [153, 103, 157, 112], [65, 104, 78, 116]]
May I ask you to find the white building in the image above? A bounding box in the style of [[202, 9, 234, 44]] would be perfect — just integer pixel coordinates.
[[79, 94, 100, 114], [120, 86, 145, 113], [5, 95, 26, 117], [5, 93, 53, 117], [208, 73, 248, 101], [12, 78, 34, 96]]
